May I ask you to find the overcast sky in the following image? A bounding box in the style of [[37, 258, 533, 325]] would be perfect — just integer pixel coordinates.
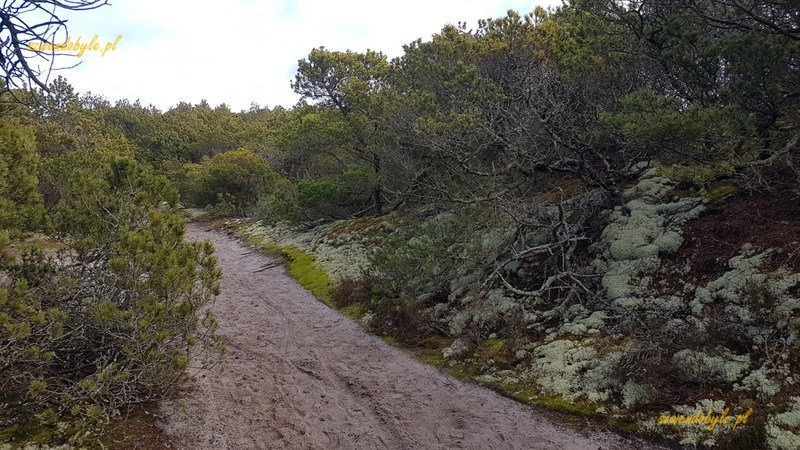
[[46, 0, 561, 111]]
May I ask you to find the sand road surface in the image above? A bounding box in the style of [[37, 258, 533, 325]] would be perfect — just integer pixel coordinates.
[[159, 223, 659, 449]]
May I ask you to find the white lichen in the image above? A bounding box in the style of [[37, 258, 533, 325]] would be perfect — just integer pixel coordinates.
[[621, 379, 650, 408], [442, 339, 470, 360], [736, 366, 781, 400], [767, 397, 800, 450], [529, 339, 617, 402], [672, 349, 750, 383], [592, 175, 704, 301]]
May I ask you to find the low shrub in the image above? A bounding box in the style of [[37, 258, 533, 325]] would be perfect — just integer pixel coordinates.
[[368, 296, 437, 344], [1, 153, 224, 447], [295, 165, 377, 220], [255, 180, 301, 224], [182, 148, 277, 215], [659, 163, 736, 190], [330, 277, 372, 308]]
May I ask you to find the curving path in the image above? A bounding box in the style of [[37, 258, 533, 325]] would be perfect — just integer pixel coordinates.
[[158, 223, 657, 449]]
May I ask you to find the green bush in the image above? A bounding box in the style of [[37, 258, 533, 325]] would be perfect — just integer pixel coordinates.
[[601, 90, 756, 164], [659, 163, 736, 189], [0, 117, 45, 235], [1, 151, 223, 447], [295, 165, 377, 220], [364, 213, 476, 342], [182, 148, 277, 216], [255, 179, 302, 224]]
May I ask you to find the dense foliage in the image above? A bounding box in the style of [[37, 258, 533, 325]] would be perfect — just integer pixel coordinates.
[[181, 148, 277, 216], [238, 2, 800, 448], [0, 91, 224, 446]]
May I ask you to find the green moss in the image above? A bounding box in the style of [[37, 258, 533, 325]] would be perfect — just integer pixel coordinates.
[[609, 417, 642, 435], [368, 322, 623, 436], [702, 183, 738, 203], [482, 338, 504, 353], [449, 363, 480, 380], [340, 303, 367, 321], [240, 230, 333, 303], [283, 245, 334, 307], [418, 335, 453, 350], [499, 381, 540, 403], [472, 338, 512, 367], [415, 347, 445, 367], [387, 334, 603, 421], [0, 420, 54, 445], [405, 339, 477, 379], [659, 163, 735, 189], [329, 215, 389, 236], [537, 395, 599, 416], [259, 242, 284, 257], [495, 380, 599, 416], [240, 232, 284, 257], [243, 234, 264, 247]]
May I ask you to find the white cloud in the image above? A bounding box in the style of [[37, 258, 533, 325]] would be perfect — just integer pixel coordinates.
[[52, 0, 562, 111]]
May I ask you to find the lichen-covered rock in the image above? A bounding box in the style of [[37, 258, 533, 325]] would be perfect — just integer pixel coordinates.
[[767, 397, 800, 450], [668, 399, 731, 447], [621, 379, 650, 408], [672, 349, 750, 383], [592, 175, 704, 300], [528, 339, 616, 402], [736, 366, 781, 400]]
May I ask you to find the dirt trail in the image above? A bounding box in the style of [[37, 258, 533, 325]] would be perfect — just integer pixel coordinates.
[[159, 223, 655, 449]]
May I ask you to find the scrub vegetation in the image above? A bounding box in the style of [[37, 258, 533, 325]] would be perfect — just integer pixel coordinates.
[[2, 0, 799, 448]]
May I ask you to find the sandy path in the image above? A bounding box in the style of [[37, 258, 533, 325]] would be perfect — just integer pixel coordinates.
[[159, 223, 655, 449]]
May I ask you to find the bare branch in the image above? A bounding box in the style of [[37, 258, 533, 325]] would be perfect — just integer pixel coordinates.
[[0, 0, 108, 94]]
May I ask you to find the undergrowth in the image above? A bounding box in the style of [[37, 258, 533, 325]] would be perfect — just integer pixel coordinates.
[[232, 220, 663, 444]]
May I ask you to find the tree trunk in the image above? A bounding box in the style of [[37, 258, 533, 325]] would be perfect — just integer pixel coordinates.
[[373, 155, 383, 215]]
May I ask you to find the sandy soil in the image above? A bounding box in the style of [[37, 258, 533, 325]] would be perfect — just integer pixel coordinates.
[[159, 223, 658, 449]]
